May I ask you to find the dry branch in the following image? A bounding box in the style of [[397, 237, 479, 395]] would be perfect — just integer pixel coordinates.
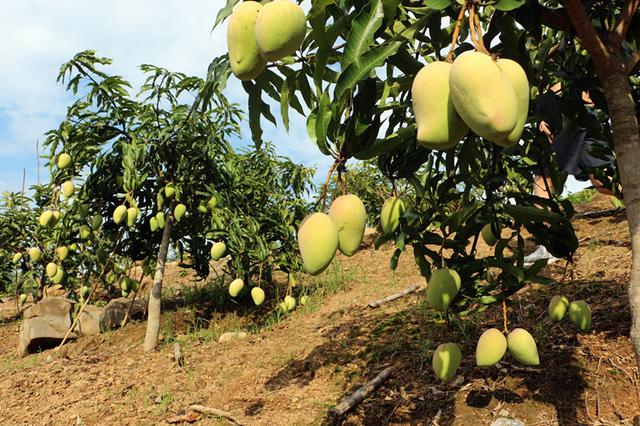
[[368, 284, 420, 308], [328, 366, 395, 418], [575, 208, 625, 219], [174, 342, 184, 367], [189, 405, 242, 425]]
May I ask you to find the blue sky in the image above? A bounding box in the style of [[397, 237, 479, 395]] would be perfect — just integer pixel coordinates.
[[0, 1, 587, 195]]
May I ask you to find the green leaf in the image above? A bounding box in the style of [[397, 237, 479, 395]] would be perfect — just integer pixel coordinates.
[[308, 0, 336, 19], [212, 0, 240, 31], [280, 81, 290, 132], [424, 0, 451, 10], [341, 0, 385, 70], [244, 82, 263, 149], [315, 92, 333, 155], [495, 0, 525, 11]]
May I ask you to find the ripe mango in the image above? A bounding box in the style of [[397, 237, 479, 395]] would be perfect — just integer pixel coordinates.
[[52, 268, 65, 284], [227, 1, 267, 80], [297, 213, 338, 275], [549, 295, 569, 322], [329, 194, 366, 256], [476, 328, 507, 366], [57, 153, 72, 169], [126, 207, 139, 228], [496, 58, 529, 147], [79, 225, 91, 240], [412, 61, 468, 149], [449, 51, 518, 143], [12, 252, 22, 263], [432, 342, 462, 382], [251, 287, 265, 306], [39, 210, 54, 227], [210, 242, 227, 260], [46, 262, 58, 279], [174, 203, 187, 222], [150, 217, 159, 232], [56, 246, 69, 261], [507, 328, 539, 365], [62, 180, 75, 198], [481, 223, 499, 246], [113, 205, 127, 225], [569, 300, 592, 332], [254, 0, 306, 61], [29, 247, 42, 262], [426, 268, 461, 311], [229, 278, 244, 297], [380, 197, 405, 234]]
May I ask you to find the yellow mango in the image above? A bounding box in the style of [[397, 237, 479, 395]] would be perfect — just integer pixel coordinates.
[[329, 194, 366, 256], [227, 1, 267, 80], [548, 295, 569, 322], [156, 212, 166, 229], [57, 153, 72, 169], [126, 207, 139, 228], [449, 51, 518, 143], [254, 0, 306, 61], [46, 262, 58, 279], [174, 203, 187, 222], [210, 242, 227, 261], [62, 180, 75, 198], [229, 278, 244, 297], [426, 268, 461, 311], [150, 217, 159, 232], [507, 328, 539, 366], [496, 58, 529, 147], [297, 213, 338, 275], [284, 295, 296, 311], [251, 287, 265, 306], [29, 247, 42, 262], [380, 197, 405, 234], [412, 61, 468, 149], [569, 300, 592, 332], [39, 210, 54, 227], [52, 268, 64, 284], [432, 342, 462, 382], [12, 252, 22, 263], [476, 328, 507, 366], [113, 205, 127, 225], [56, 246, 69, 261]]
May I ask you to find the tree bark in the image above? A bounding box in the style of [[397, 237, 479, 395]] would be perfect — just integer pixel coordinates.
[[143, 208, 174, 352]]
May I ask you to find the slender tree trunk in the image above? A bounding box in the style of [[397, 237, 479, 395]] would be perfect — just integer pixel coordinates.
[[602, 66, 640, 369], [143, 209, 174, 352]]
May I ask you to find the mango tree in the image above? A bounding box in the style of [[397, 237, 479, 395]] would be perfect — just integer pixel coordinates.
[[214, 0, 640, 370]]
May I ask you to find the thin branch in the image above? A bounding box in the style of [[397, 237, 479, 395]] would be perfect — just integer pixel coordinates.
[[625, 50, 640, 74], [562, 0, 611, 76], [609, 0, 640, 47], [539, 6, 572, 32], [445, 3, 467, 63]]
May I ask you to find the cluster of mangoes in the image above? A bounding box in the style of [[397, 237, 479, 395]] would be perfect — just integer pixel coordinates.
[[412, 51, 529, 149], [297, 194, 367, 275], [119, 276, 140, 298], [549, 295, 592, 332], [227, 0, 306, 80]]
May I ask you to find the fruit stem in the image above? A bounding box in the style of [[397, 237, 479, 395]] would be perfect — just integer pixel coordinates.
[[319, 159, 339, 211], [473, 8, 489, 54], [445, 3, 468, 63], [502, 281, 509, 333], [468, 2, 489, 55]]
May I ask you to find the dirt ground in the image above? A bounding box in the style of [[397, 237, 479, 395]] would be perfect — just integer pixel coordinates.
[[1, 193, 639, 425]]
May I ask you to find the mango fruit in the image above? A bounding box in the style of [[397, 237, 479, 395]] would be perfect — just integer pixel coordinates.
[[156, 212, 166, 229], [412, 61, 468, 149], [284, 295, 296, 311], [449, 51, 518, 143], [251, 287, 265, 306], [69, 243, 78, 252], [46, 262, 58, 279], [329, 194, 366, 256], [426, 268, 461, 311], [174, 203, 187, 222], [496, 58, 529, 147], [210, 242, 227, 260], [229, 278, 244, 297], [62, 180, 75, 198], [481, 223, 499, 246], [254, 0, 306, 61], [113, 205, 127, 225], [569, 300, 592, 332], [549, 295, 569, 322], [297, 213, 338, 275], [507, 328, 539, 365], [380, 197, 405, 234], [56, 246, 69, 261], [39, 210, 54, 227], [300, 295, 309, 306], [80, 286, 91, 300], [79, 225, 92, 240], [150, 217, 159, 232], [432, 342, 462, 382], [476, 328, 507, 366], [92, 215, 103, 229], [12, 252, 22, 263], [120, 278, 131, 292], [52, 268, 65, 284], [29, 247, 42, 262], [51, 211, 61, 225], [227, 1, 267, 80], [126, 207, 139, 228], [78, 204, 90, 218], [164, 184, 176, 199], [122, 289, 129, 298], [57, 153, 72, 169], [19, 293, 27, 305]]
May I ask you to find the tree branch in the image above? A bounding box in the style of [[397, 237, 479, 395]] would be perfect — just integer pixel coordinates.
[[562, 0, 611, 76], [539, 6, 572, 32], [626, 50, 640, 74], [610, 0, 640, 47]]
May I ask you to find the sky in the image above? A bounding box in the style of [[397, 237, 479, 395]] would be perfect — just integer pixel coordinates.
[[0, 1, 587, 195]]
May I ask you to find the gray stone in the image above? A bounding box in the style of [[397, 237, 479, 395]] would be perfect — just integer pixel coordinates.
[[18, 316, 76, 357], [491, 419, 524, 426], [218, 331, 248, 343], [99, 298, 146, 331], [23, 297, 73, 320], [74, 305, 102, 336]]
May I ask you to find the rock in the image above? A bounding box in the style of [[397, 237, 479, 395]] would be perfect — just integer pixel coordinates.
[[491, 419, 524, 426], [18, 316, 76, 357], [218, 331, 248, 343], [99, 298, 146, 331], [74, 305, 102, 336], [23, 297, 73, 319]]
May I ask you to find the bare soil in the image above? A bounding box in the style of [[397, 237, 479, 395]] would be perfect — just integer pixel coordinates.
[[1, 193, 639, 425]]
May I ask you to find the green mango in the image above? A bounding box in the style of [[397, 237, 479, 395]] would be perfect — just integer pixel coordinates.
[[39, 210, 54, 227], [496, 58, 529, 147], [156, 212, 166, 229], [56, 246, 69, 261], [28, 247, 42, 262], [126, 207, 139, 228], [254, 0, 306, 61], [62, 180, 75, 198], [150, 217, 159, 232], [51, 268, 64, 284], [174, 203, 187, 222], [12, 252, 23, 263], [380, 197, 405, 234], [476, 328, 507, 367], [229, 278, 244, 297], [46, 262, 58, 279], [227, 1, 267, 80], [92, 215, 103, 229], [210, 242, 227, 261], [426, 268, 461, 311], [569, 300, 592, 332], [432, 342, 462, 382], [481, 223, 499, 246], [329, 194, 366, 256], [549, 295, 569, 322], [57, 153, 72, 169], [507, 328, 540, 366], [113, 205, 127, 225], [79, 225, 92, 240], [297, 213, 338, 276], [251, 287, 265, 306]]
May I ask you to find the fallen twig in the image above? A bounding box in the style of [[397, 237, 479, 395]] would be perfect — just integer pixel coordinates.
[[189, 405, 242, 425], [575, 208, 624, 219], [368, 285, 420, 308], [174, 342, 184, 367], [328, 366, 395, 418]]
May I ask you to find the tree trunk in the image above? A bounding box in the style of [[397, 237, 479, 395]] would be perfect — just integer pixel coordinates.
[[143, 209, 174, 352], [602, 66, 640, 369]]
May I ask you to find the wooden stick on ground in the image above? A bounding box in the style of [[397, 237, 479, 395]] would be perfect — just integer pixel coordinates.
[[368, 285, 420, 308], [174, 342, 184, 367], [575, 208, 624, 219], [189, 405, 243, 425], [328, 366, 395, 418]]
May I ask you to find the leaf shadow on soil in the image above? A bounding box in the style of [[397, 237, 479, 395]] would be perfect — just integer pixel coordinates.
[[261, 275, 631, 425]]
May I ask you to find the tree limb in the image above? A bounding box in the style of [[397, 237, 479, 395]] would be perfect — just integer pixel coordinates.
[[562, 0, 611, 76], [610, 0, 640, 47], [626, 50, 640, 74], [539, 6, 572, 32]]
